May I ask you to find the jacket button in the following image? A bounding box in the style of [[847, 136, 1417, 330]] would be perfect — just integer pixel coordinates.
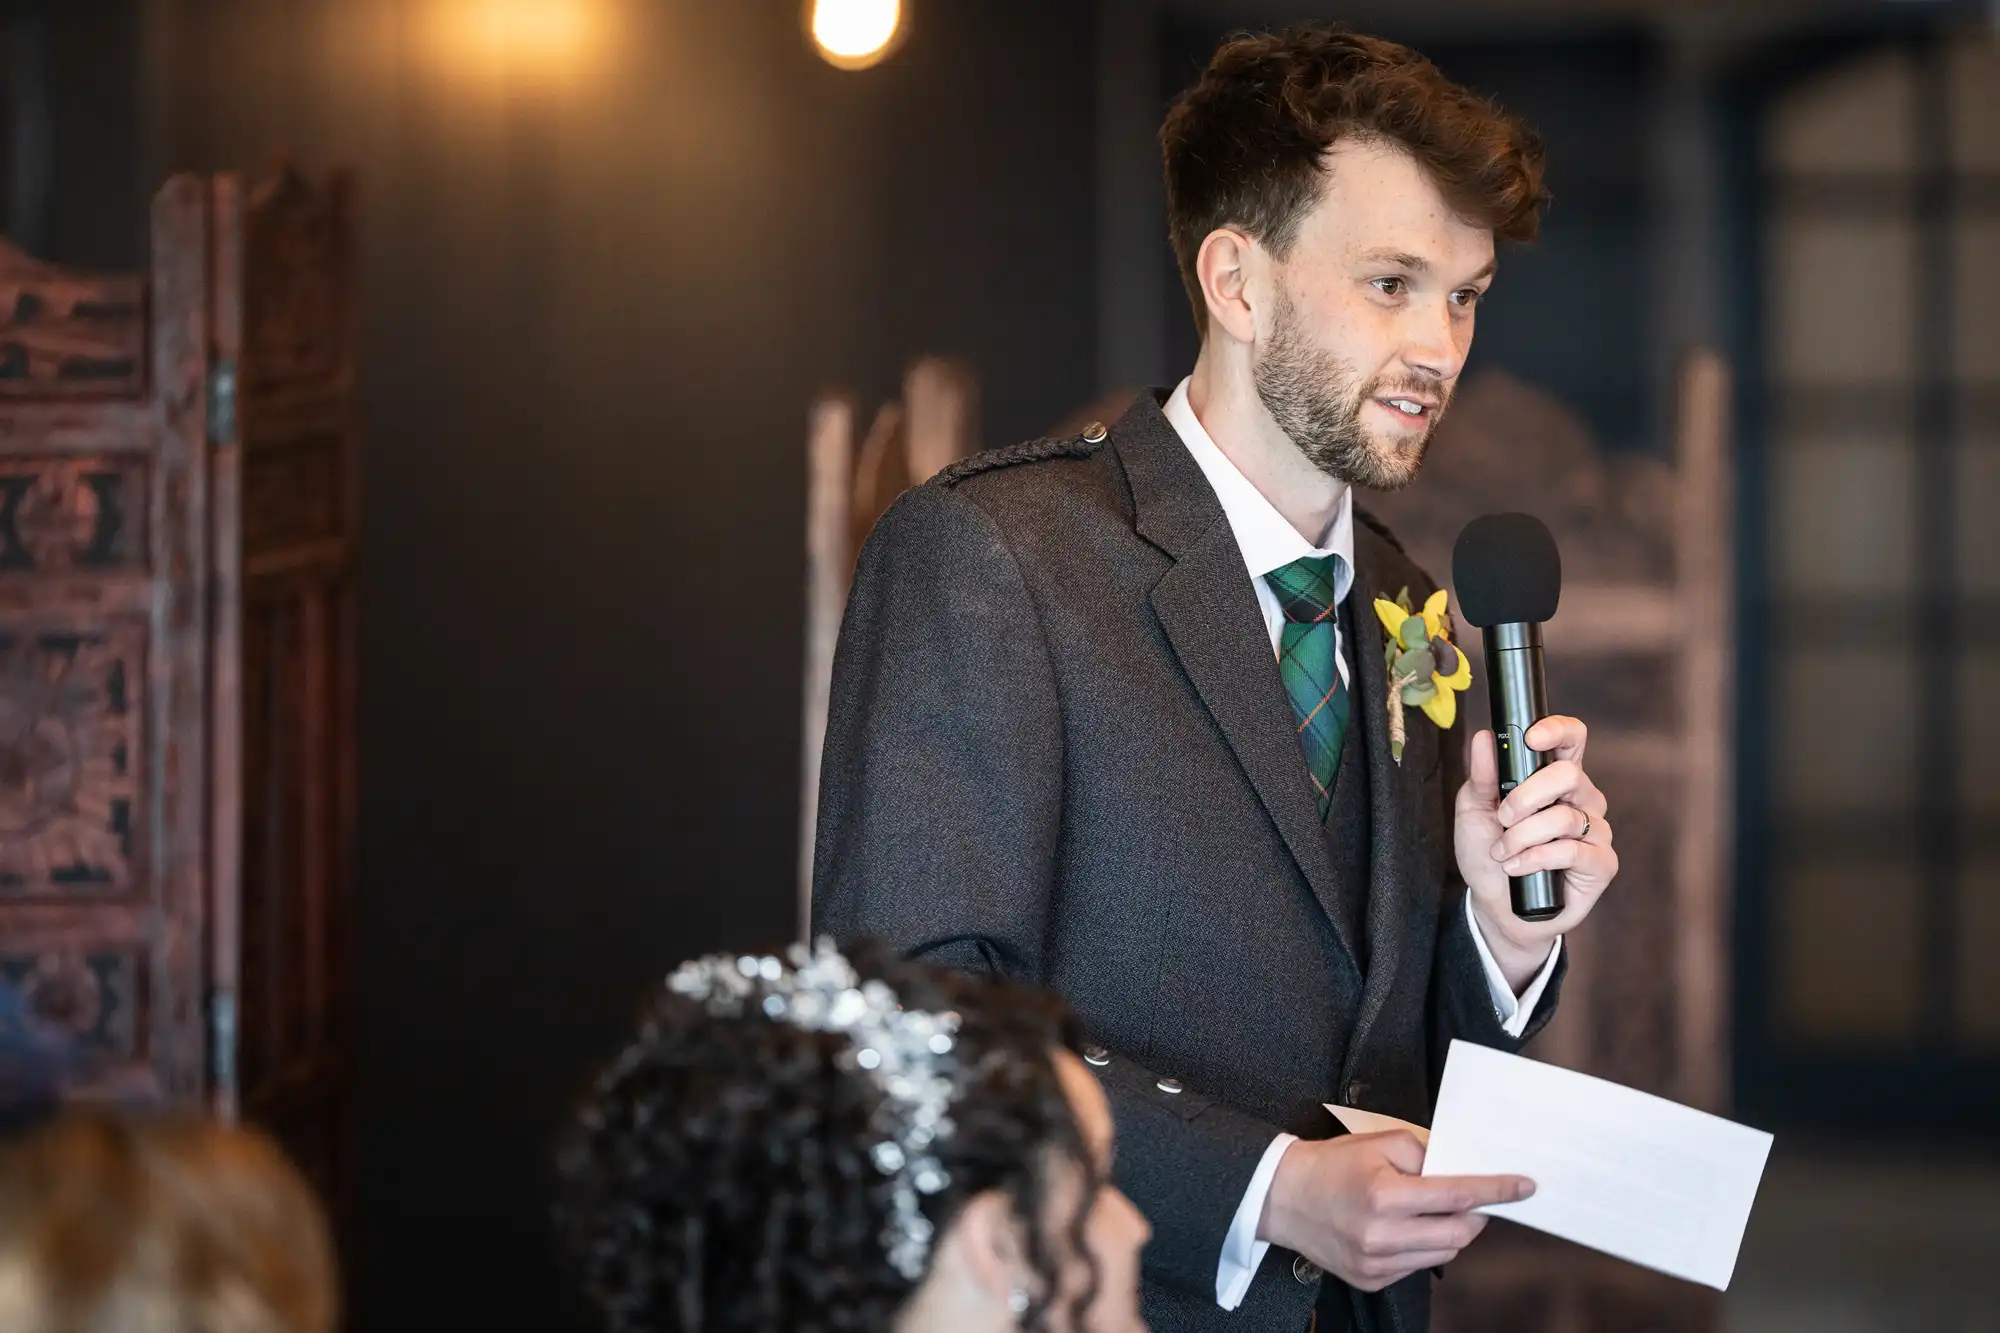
[[1346, 1081, 1369, 1104], [1082, 1045, 1111, 1067], [1080, 420, 1108, 443], [1294, 1255, 1322, 1285], [1156, 1077, 1183, 1094]]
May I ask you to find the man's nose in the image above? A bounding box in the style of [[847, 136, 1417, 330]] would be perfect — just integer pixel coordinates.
[[1401, 299, 1466, 382]]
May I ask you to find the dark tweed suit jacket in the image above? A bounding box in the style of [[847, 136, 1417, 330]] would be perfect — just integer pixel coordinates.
[[813, 391, 1563, 1333]]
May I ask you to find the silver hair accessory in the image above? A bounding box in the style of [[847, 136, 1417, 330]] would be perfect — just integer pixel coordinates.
[[665, 937, 961, 1280]]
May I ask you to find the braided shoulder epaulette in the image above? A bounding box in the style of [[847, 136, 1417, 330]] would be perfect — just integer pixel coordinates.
[[933, 422, 1109, 488]]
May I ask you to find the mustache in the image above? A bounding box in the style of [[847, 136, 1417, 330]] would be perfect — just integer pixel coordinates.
[[1361, 376, 1453, 405]]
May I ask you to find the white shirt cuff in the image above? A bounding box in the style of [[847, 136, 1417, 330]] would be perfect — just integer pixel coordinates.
[[1464, 892, 1561, 1039], [1215, 1132, 1298, 1309]]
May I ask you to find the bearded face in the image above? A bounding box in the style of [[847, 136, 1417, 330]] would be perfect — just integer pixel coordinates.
[[1251, 283, 1451, 492]]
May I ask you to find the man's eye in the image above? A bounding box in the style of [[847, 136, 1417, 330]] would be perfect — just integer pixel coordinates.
[[1451, 287, 1485, 308], [1371, 277, 1405, 297]]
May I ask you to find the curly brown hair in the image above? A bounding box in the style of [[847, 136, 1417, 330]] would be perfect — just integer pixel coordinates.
[[1162, 23, 1549, 333], [554, 942, 1097, 1333]]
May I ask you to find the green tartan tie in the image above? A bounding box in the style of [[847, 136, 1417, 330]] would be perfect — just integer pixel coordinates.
[[1265, 554, 1350, 821]]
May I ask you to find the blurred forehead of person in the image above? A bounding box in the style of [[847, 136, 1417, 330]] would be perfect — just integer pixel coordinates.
[[0, 1111, 337, 1333]]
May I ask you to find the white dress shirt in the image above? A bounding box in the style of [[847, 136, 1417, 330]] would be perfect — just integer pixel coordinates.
[[1161, 378, 1563, 1309]]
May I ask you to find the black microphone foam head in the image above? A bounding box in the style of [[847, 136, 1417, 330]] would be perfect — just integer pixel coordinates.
[[1452, 512, 1562, 626]]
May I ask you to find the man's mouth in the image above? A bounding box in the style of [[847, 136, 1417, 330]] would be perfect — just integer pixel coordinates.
[[1373, 396, 1435, 421]]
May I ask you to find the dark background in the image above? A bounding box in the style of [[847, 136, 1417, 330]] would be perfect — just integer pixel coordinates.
[[139, 3, 1096, 1326], [6, 1, 1993, 1329], [135, 3, 1095, 1327]]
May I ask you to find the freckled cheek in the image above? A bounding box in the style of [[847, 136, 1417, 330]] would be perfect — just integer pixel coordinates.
[[1285, 275, 1362, 327], [1309, 295, 1399, 367]]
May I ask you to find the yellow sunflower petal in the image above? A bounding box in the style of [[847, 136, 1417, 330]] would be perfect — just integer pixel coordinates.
[[1373, 597, 1409, 639], [1438, 651, 1472, 690], [1422, 588, 1449, 640], [1421, 681, 1457, 729]]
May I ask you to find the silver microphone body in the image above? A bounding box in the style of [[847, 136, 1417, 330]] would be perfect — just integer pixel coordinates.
[[1482, 621, 1562, 920]]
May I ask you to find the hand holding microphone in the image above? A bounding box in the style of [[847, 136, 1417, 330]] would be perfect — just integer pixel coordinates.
[[1448, 515, 1620, 984]]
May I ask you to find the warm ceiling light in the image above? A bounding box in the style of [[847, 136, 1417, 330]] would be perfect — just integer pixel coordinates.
[[465, 0, 593, 58], [425, 0, 603, 80], [808, 0, 904, 71]]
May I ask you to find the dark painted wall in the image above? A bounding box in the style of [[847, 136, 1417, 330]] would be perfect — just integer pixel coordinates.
[[1, 1, 143, 266], [132, 2, 1096, 1327]]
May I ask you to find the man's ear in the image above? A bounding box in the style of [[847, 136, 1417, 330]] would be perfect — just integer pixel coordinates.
[[946, 1188, 1031, 1304], [1195, 227, 1263, 346]]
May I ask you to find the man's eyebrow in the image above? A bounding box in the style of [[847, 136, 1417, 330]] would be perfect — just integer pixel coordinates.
[[1357, 251, 1499, 285], [1360, 248, 1431, 272]]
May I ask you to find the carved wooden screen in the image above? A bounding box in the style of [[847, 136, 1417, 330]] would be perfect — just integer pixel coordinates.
[[0, 179, 215, 1106], [0, 169, 356, 1223]]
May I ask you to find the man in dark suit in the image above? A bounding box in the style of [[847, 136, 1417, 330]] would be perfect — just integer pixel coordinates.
[[815, 26, 1620, 1333]]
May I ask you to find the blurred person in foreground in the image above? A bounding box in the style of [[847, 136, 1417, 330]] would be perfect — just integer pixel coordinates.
[[555, 939, 1149, 1333], [815, 23, 1621, 1333], [0, 1110, 337, 1333]]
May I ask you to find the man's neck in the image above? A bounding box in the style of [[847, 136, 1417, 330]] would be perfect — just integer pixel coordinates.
[[1185, 346, 1348, 546]]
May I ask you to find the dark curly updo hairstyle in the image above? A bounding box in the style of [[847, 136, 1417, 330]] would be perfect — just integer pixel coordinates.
[[555, 942, 1097, 1333]]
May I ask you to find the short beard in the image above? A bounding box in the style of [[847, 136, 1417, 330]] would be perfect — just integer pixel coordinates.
[[1252, 288, 1445, 491]]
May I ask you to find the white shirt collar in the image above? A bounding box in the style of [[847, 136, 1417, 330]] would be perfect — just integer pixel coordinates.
[[1162, 376, 1355, 601]]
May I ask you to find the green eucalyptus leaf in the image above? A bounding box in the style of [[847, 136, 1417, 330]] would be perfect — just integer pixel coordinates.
[[1399, 617, 1430, 651], [1394, 647, 1436, 681], [1402, 678, 1438, 706]]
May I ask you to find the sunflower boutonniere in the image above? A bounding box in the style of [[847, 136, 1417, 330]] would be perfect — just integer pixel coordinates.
[[1373, 587, 1473, 764]]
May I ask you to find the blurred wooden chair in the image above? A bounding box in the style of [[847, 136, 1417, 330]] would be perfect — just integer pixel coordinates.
[[798, 357, 979, 930], [1365, 350, 1735, 1333]]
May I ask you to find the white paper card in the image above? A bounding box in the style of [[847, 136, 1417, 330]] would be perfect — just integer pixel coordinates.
[[1422, 1039, 1773, 1290], [1325, 1104, 1430, 1145]]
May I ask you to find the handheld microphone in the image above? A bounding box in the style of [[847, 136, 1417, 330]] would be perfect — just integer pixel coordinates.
[[1452, 513, 1564, 922]]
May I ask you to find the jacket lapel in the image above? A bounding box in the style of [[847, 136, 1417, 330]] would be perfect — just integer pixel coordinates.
[[1115, 394, 1364, 978], [1346, 518, 1429, 1053]]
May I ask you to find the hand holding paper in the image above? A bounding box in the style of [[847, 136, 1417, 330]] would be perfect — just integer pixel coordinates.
[[1415, 1040, 1773, 1289], [1257, 1125, 1534, 1292]]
